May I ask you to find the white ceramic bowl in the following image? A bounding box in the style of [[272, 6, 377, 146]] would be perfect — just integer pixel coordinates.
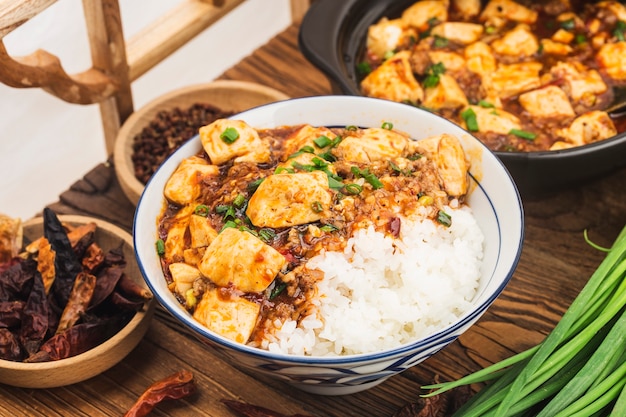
[[0, 215, 155, 388], [134, 96, 524, 395]]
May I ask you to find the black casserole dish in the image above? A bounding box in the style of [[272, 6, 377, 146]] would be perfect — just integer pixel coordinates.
[[298, 0, 626, 197]]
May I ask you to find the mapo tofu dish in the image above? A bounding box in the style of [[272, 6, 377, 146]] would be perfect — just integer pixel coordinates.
[[359, 0, 626, 152], [156, 118, 475, 351]]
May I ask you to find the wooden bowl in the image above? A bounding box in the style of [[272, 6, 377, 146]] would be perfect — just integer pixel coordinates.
[[0, 215, 155, 388], [113, 80, 290, 205]]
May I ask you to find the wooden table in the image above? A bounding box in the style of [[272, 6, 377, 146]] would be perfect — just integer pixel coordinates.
[[3, 23, 626, 416]]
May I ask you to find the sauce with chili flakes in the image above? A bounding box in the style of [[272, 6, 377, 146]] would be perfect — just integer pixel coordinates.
[[157, 121, 470, 346], [359, 0, 626, 152]]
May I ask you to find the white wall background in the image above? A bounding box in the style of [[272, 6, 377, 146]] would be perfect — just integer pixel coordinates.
[[0, 0, 291, 219]]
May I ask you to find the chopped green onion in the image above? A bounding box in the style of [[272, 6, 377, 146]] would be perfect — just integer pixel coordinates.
[[575, 33, 587, 44], [269, 282, 287, 300], [478, 100, 495, 108], [155, 239, 165, 257], [220, 127, 239, 144], [433, 35, 448, 48], [288, 145, 315, 159], [351, 166, 383, 189], [311, 201, 324, 213], [423, 62, 446, 88], [437, 210, 452, 227], [383, 50, 395, 60], [320, 224, 339, 232], [247, 178, 264, 193], [344, 183, 363, 195], [258, 228, 276, 243], [381, 122, 394, 130], [356, 61, 372, 76], [345, 125, 358, 131], [328, 176, 344, 190], [615, 21, 626, 41], [219, 219, 238, 233], [216, 204, 236, 220], [194, 204, 210, 217], [313, 135, 333, 148], [510, 128, 537, 140], [318, 151, 337, 162], [560, 18, 575, 30], [274, 166, 295, 174], [461, 107, 479, 132], [232, 194, 246, 208]]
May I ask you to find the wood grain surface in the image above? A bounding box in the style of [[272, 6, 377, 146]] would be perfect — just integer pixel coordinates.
[[3, 22, 626, 417]]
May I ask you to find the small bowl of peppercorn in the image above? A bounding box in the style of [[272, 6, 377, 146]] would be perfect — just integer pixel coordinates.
[[113, 80, 290, 206]]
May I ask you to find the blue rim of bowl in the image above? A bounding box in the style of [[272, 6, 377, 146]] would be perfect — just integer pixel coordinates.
[[134, 96, 525, 366]]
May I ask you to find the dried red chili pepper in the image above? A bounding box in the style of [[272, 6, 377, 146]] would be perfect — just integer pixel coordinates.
[[19, 272, 49, 356], [55, 272, 96, 334], [0, 258, 36, 301], [0, 328, 22, 361], [0, 300, 25, 328], [117, 273, 153, 301], [26, 314, 130, 362], [43, 208, 83, 308], [222, 399, 315, 417], [89, 264, 124, 309], [124, 370, 196, 417]]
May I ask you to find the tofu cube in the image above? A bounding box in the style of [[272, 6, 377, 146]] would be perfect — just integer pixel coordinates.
[[334, 127, 408, 163], [367, 17, 417, 60], [422, 73, 469, 110], [200, 119, 269, 165], [550, 62, 607, 103], [556, 111, 617, 147], [452, 0, 481, 19], [246, 170, 332, 228], [193, 287, 261, 344], [518, 86, 575, 119], [491, 24, 539, 57], [164, 156, 218, 205], [199, 227, 286, 292], [467, 105, 522, 134], [484, 61, 543, 99], [431, 22, 484, 45], [480, 0, 538, 26], [401, 0, 448, 30], [189, 214, 218, 248], [361, 50, 424, 104], [169, 262, 202, 297], [282, 124, 338, 157], [465, 41, 497, 76], [596, 42, 626, 83], [427, 50, 467, 73]]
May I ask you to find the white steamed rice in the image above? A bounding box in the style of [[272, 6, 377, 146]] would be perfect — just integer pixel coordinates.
[[262, 205, 484, 356]]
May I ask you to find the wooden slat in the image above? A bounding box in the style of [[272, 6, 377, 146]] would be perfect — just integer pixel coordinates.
[[126, 0, 246, 81], [0, 0, 57, 38]]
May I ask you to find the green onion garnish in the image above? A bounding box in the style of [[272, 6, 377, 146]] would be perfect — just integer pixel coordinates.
[[258, 228, 276, 243], [437, 210, 452, 227], [461, 107, 479, 132], [313, 135, 333, 148], [311, 201, 324, 213], [357, 62, 372, 76], [381, 122, 394, 130], [269, 282, 287, 300], [560, 18, 575, 30], [433, 35, 449, 48], [510, 128, 537, 140], [220, 127, 239, 144], [247, 178, 264, 193], [344, 183, 363, 195], [423, 62, 446, 88], [194, 204, 210, 217], [478, 100, 495, 108], [351, 166, 383, 189], [232, 194, 246, 208], [155, 239, 165, 257]]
